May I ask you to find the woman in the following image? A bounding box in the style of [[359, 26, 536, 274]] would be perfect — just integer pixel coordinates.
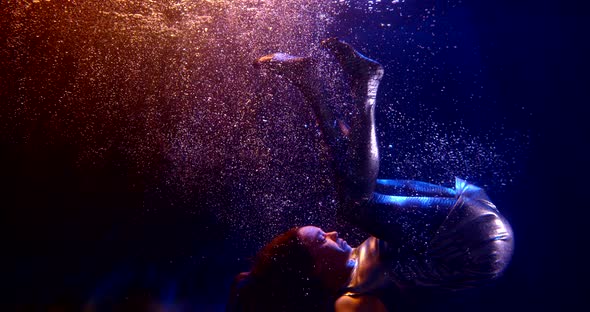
[[228, 38, 514, 311], [226, 226, 352, 311]]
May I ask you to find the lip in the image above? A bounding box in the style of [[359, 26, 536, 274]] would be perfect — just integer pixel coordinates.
[[339, 238, 350, 251]]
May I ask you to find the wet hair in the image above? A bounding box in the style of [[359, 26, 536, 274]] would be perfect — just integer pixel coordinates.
[[227, 227, 331, 312]]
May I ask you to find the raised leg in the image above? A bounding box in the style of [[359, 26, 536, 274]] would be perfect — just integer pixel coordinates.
[[254, 53, 346, 156], [375, 179, 457, 197], [321, 38, 384, 206], [254, 40, 385, 222]]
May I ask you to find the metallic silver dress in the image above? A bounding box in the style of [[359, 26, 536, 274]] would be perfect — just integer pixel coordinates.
[[343, 178, 514, 295]]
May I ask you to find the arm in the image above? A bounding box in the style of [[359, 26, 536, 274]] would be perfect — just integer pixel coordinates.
[[335, 295, 388, 312]]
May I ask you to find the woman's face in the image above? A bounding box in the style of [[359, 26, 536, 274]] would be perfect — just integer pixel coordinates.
[[298, 226, 354, 290]]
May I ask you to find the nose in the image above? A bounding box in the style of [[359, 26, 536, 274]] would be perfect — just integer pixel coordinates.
[[326, 231, 338, 241]]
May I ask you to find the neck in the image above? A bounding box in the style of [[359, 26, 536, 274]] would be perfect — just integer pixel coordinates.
[[322, 265, 354, 295]]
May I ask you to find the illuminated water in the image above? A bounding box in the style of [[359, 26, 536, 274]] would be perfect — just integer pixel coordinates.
[[3, 0, 540, 310]]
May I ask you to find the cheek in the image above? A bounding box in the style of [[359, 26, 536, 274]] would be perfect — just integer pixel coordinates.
[[322, 247, 348, 266], [311, 244, 348, 268], [312, 248, 334, 267]]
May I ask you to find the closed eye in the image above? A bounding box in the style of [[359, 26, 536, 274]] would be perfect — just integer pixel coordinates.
[[317, 232, 327, 244]]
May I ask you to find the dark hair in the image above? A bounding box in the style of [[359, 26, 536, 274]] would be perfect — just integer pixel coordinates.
[[227, 227, 331, 312]]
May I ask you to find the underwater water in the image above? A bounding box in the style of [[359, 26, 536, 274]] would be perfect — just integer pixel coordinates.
[[2, 0, 586, 311]]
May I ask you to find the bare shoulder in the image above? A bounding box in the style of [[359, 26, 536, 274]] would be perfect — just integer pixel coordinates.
[[334, 295, 388, 312]]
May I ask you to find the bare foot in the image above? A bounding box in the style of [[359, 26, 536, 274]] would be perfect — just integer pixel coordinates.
[[321, 38, 384, 99], [253, 53, 315, 84]]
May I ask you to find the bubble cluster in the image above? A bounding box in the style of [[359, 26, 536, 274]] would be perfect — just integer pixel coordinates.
[[1, 0, 347, 248], [1, 0, 528, 253], [378, 108, 529, 191]]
